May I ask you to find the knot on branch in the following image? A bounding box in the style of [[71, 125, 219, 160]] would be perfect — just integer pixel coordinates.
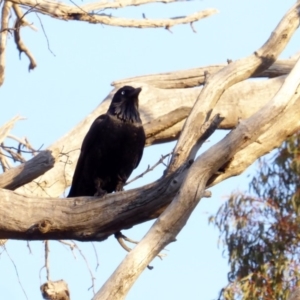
[[38, 219, 53, 233]]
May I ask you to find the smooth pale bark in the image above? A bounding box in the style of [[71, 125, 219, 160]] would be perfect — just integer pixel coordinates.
[[1, 90, 300, 242], [95, 3, 300, 298], [0, 115, 24, 144], [10, 0, 218, 28], [113, 59, 294, 89], [0, 1, 12, 86], [0, 0, 299, 245], [0, 2, 299, 300], [14, 75, 285, 198]]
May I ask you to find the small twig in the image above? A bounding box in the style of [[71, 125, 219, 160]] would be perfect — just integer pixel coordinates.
[[0, 27, 16, 33], [0, 148, 10, 171], [91, 243, 100, 271], [115, 231, 166, 270], [0, 149, 17, 160], [13, 4, 38, 31], [58, 240, 77, 259], [4, 245, 28, 300], [115, 232, 132, 252], [69, 0, 91, 16], [14, 5, 38, 71], [59, 147, 80, 196], [58, 240, 75, 250], [35, 13, 55, 56], [0, 239, 8, 246], [45, 240, 50, 281], [58, 240, 96, 294], [115, 232, 166, 260], [125, 152, 172, 185], [1, 144, 40, 154], [190, 22, 196, 33], [3, 146, 26, 163], [26, 241, 32, 254], [7, 134, 37, 153], [72, 241, 96, 294]]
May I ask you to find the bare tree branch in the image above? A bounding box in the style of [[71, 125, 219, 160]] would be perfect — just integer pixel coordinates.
[[0, 115, 223, 242], [113, 59, 295, 89], [12, 4, 38, 31], [144, 107, 191, 140], [14, 5, 37, 71], [14, 74, 286, 198], [167, 1, 300, 175], [4, 245, 29, 299], [1, 87, 300, 242], [0, 116, 25, 172], [125, 152, 171, 185], [0, 149, 59, 189], [11, 0, 218, 28], [82, 0, 195, 11], [94, 3, 300, 298], [0, 1, 12, 87]]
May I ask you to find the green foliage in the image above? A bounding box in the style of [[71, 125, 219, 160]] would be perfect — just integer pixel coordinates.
[[211, 133, 300, 300]]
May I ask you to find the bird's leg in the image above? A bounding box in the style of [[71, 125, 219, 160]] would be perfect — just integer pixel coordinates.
[[115, 181, 124, 192], [94, 178, 107, 197], [115, 175, 126, 192]]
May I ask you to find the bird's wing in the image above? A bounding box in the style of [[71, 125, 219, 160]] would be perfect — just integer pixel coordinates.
[[133, 129, 146, 169], [134, 147, 144, 169], [80, 115, 107, 155], [68, 115, 107, 197]]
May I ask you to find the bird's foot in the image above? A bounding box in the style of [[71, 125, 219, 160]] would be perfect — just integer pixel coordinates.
[[94, 178, 107, 197], [94, 187, 107, 198], [115, 179, 125, 192]]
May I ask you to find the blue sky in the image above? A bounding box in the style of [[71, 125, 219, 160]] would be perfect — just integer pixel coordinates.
[[0, 1, 299, 299]]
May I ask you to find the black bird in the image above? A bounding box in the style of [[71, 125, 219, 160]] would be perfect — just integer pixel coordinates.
[[68, 86, 145, 197]]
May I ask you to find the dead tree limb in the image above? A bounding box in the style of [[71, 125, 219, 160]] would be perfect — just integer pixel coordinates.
[[0, 116, 24, 144], [10, 0, 218, 28], [0, 149, 59, 190], [0, 1, 13, 87], [14, 72, 286, 198], [0, 2, 298, 248], [94, 3, 300, 298], [113, 59, 295, 89]]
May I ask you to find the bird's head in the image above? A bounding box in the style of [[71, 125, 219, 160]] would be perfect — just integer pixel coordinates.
[[107, 86, 142, 123]]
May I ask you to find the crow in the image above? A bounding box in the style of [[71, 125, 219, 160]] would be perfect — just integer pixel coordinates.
[[68, 86, 145, 197]]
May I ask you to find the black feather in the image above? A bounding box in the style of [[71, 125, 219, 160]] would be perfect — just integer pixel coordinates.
[[68, 86, 145, 197]]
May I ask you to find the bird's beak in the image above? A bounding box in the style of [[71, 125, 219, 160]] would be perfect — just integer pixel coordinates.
[[129, 87, 142, 98]]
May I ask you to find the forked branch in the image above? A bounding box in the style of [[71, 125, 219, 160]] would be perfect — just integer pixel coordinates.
[[94, 3, 300, 299], [10, 0, 218, 29]]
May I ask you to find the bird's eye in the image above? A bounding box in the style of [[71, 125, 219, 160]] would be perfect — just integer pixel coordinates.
[[121, 91, 125, 95]]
